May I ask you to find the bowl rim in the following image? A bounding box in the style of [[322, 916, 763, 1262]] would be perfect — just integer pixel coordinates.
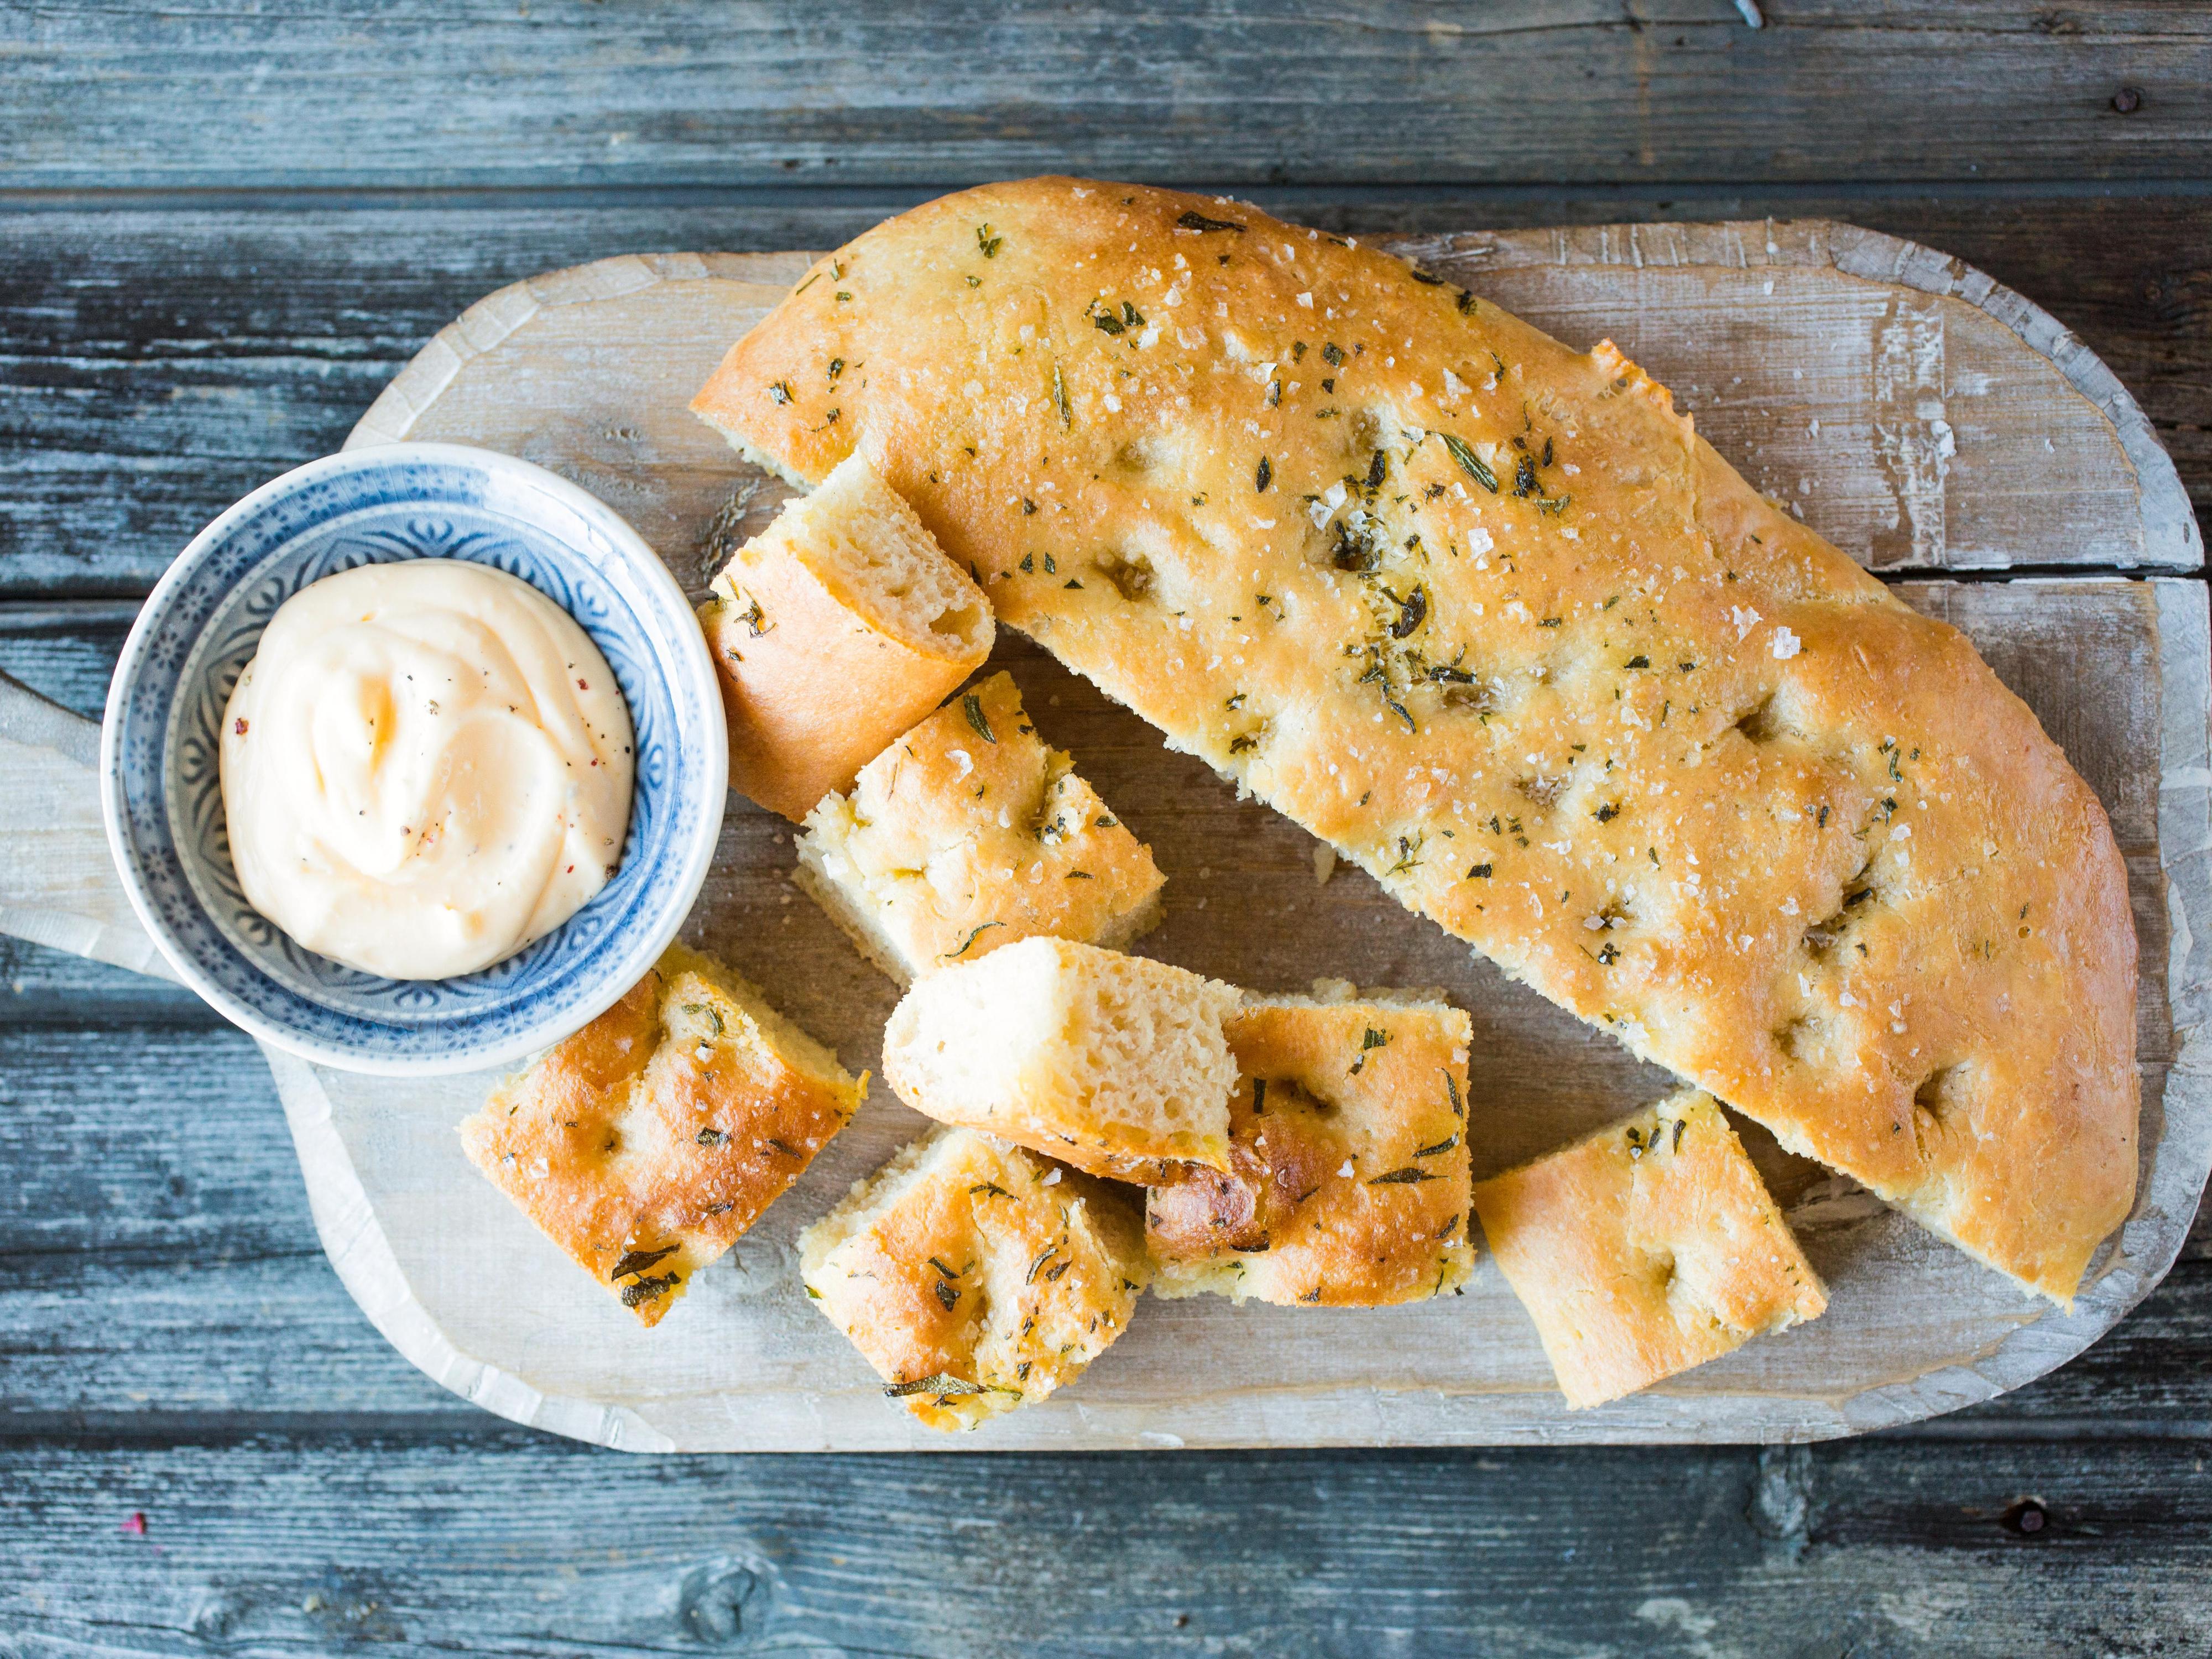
[[98, 441, 728, 1076]]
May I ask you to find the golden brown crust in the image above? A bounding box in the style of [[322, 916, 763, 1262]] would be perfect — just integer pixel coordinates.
[[698, 454, 993, 821], [796, 671, 1165, 983], [1146, 986, 1475, 1306], [799, 1127, 1149, 1430], [459, 943, 866, 1326], [693, 177, 2137, 1301], [1472, 1091, 1827, 1408]]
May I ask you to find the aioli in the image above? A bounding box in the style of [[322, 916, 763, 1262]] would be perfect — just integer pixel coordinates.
[[219, 560, 635, 980]]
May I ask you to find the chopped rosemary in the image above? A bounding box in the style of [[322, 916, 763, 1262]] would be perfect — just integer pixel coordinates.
[[1175, 209, 1245, 233], [1440, 432, 1497, 492], [963, 692, 997, 744], [883, 1373, 1016, 1399], [976, 223, 1002, 258], [609, 1245, 678, 1281], [942, 922, 1003, 960]]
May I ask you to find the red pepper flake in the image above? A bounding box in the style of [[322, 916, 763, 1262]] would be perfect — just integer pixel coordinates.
[[565, 865, 575, 874], [232, 718, 248, 736], [576, 678, 588, 690], [121, 1512, 147, 1535]]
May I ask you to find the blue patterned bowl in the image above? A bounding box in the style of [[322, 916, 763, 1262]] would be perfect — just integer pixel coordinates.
[[101, 444, 727, 1075]]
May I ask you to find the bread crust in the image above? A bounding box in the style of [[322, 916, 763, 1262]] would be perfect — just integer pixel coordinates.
[[694, 177, 2137, 1302], [699, 452, 993, 820], [1147, 984, 1476, 1307], [800, 1126, 1149, 1430], [797, 670, 1165, 983], [459, 943, 866, 1326], [1472, 1091, 1827, 1408]]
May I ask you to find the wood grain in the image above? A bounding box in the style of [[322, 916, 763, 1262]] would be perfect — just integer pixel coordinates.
[[7, 192, 2209, 598], [5, 2, 2209, 191], [5, 1434, 2212, 1657]]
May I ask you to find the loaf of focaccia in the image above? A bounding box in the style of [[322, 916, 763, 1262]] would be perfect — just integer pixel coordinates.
[[694, 179, 2137, 1303], [698, 450, 994, 821], [460, 943, 867, 1326], [796, 670, 1165, 983], [800, 1125, 1149, 1431], [1147, 983, 1475, 1307], [1473, 1091, 1827, 1408], [883, 935, 1241, 1182]]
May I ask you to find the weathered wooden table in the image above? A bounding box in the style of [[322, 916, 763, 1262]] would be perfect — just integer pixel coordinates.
[[5, 4, 2210, 1652]]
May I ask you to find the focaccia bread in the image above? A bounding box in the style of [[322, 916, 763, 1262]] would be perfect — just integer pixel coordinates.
[[796, 670, 1165, 983], [1147, 982, 1475, 1306], [693, 178, 2137, 1302], [800, 1125, 1149, 1431], [698, 449, 994, 820], [1473, 1091, 1826, 1408], [459, 942, 866, 1326], [881, 935, 1240, 1181]]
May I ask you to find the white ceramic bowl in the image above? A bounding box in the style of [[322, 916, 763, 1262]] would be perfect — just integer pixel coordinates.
[[101, 443, 727, 1075]]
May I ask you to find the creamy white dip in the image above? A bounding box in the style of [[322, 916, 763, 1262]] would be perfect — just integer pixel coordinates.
[[218, 560, 635, 979]]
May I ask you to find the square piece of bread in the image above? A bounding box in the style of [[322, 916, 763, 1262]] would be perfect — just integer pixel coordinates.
[[881, 935, 1240, 1181], [800, 1126, 1150, 1431], [698, 450, 994, 821], [460, 943, 867, 1327], [796, 670, 1165, 984], [1472, 1091, 1827, 1408], [1147, 983, 1475, 1306]]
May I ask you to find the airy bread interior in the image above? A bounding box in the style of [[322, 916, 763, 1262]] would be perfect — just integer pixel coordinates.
[[717, 449, 992, 661], [882, 936, 1239, 1175]]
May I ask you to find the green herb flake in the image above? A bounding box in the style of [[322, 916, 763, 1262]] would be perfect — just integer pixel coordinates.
[[766, 380, 793, 406], [1440, 432, 1498, 492], [619, 1272, 679, 1308], [1052, 364, 1071, 429], [1176, 209, 1245, 234], [1368, 1167, 1439, 1186], [976, 223, 1003, 258], [1413, 1134, 1462, 1159], [883, 1373, 1017, 1400], [1467, 862, 1493, 879], [609, 1245, 679, 1281], [963, 692, 998, 744], [1256, 455, 1272, 493], [943, 922, 1003, 960], [933, 1280, 961, 1312]]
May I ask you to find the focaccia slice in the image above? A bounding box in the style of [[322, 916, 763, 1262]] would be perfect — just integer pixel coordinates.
[[1147, 983, 1475, 1306], [1472, 1091, 1827, 1408], [800, 1126, 1149, 1431], [881, 935, 1240, 1181], [460, 943, 866, 1326], [796, 670, 1165, 983], [693, 176, 2136, 1303], [699, 449, 994, 821]]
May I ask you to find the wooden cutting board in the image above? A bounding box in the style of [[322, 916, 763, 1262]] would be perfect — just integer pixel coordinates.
[[9, 220, 2206, 1450]]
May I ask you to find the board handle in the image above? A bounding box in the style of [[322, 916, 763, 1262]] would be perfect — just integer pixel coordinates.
[[0, 672, 177, 980]]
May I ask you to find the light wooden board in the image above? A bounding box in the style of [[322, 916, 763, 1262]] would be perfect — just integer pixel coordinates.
[[8, 221, 2206, 1449]]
